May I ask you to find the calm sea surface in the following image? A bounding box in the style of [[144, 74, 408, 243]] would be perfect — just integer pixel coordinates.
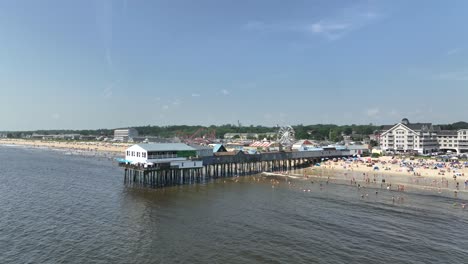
[[0, 146, 467, 263]]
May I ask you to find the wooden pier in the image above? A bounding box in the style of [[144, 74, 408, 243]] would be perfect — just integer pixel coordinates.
[[121, 149, 349, 188]]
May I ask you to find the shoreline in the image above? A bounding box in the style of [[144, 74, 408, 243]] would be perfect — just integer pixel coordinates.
[[307, 156, 468, 181], [0, 139, 128, 157]]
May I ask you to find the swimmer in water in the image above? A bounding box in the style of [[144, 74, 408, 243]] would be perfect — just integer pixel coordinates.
[[462, 203, 466, 209]]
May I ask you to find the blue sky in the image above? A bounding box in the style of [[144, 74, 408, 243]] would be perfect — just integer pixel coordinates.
[[1, 0, 467, 130]]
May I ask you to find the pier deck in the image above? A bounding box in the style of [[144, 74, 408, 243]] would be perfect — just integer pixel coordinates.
[[121, 150, 350, 188]]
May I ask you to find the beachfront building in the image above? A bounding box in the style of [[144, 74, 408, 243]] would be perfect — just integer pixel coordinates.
[[124, 143, 203, 168], [457, 129, 468, 153], [437, 130, 458, 153], [114, 128, 139, 141], [380, 118, 439, 154], [292, 140, 316, 151], [346, 144, 370, 156], [437, 129, 468, 154]]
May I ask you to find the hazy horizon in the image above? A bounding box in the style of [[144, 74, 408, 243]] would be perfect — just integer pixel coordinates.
[[1, 0, 468, 131], [2, 119, 468, 133]]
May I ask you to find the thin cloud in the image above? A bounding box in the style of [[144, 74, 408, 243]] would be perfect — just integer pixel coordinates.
[[221, 89, 230, 95], [447, 48, 461, 56], [244, 6, 383, 41], [191, 93, 201, 97], [306, 22, 352, 40], [309, 22, 351, 33], [103, 87, 113, 98], [105, 48, 113, 68], [244, 21, 267, 31], [52, 113, 60, 120], [434, 69, 468, 81], [96, 0, 113, 68]]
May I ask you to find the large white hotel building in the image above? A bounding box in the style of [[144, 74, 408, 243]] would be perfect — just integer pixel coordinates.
[[380, 118, 468, 154]]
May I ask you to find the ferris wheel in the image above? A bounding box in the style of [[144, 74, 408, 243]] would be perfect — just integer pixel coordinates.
[[277, 125, 296, 146]]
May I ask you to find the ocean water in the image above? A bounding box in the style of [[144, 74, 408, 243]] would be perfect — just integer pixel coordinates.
[[0, 146, 467, 263]]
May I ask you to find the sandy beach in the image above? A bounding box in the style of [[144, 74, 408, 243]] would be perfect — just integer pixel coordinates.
[[302, 156, 468, 199], [0, 139, 129, 154], [309, 156, 468, 180]]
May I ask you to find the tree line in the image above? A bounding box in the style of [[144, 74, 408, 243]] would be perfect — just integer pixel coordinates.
[[4, 122, 468, 141]]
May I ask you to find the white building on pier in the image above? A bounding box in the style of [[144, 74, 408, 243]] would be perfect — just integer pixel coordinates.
[[124, 143, 203, 168]]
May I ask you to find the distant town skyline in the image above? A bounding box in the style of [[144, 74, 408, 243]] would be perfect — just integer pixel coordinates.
[[1, 1, 468, 131]]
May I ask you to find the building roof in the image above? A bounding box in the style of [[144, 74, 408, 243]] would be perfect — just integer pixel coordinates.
[[381, 125, 394, 131], [213, 144, 227, 152], [134, 143, 195, 152], [250, 141, 274, 147], [405, 123, 432, 130], [437, 130, 458, 136], [382, 122, 433, 132], [188, 144, 212, 150], [293, 140, 314, 146]]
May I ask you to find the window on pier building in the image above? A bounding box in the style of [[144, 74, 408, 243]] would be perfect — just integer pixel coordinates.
[[142, 152, 146, 158], [126, 151, 130, 156], [132, 151, 135, 156], [137, 152, 140, 157]]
